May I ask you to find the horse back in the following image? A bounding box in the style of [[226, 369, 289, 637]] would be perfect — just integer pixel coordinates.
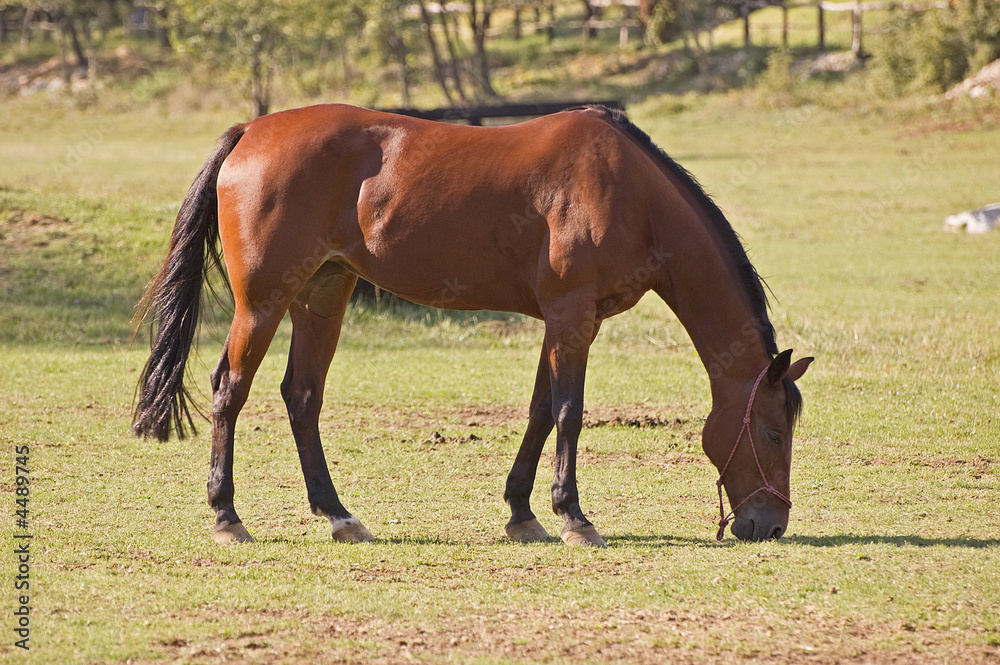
[[217, 105, 666, 318]]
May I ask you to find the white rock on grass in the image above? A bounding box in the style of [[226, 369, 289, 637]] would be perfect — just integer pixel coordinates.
[[944, 203, 1000, 234]]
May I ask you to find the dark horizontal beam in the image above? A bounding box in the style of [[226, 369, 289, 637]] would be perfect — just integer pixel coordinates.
[[375, 100, 625, 125]]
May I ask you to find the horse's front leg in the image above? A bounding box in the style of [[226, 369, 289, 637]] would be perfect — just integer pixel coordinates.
[[544, 309, 606, 547]]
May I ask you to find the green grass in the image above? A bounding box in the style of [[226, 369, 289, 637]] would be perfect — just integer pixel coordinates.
[[1, 86, 999, 663]]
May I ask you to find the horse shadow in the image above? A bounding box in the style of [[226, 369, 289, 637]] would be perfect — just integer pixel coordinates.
[[784, 534, 1000, 549], [252, 532, 998, 549], [607, 533, 1000, 549]]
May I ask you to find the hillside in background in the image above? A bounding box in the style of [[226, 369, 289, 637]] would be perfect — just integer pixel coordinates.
[[1, 1, 998, 117]]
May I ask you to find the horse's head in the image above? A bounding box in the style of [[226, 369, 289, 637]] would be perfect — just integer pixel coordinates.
[[703, 350, 813, 542]]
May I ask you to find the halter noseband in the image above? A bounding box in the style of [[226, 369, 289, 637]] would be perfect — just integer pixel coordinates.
[[715, 365, 792, 541]]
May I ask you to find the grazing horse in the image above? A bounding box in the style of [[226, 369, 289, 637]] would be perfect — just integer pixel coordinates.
[[133, 104, 812, 546]]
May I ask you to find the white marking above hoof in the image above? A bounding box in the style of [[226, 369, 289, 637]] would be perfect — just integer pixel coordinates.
[[505, 518, 552, 542], [212, 523, 254, 544], [561, 525, 607, 547], [330, 517, 376, 543]]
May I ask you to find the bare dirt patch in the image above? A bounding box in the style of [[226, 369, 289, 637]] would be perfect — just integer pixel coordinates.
[[947, 59, 1000, 101], [289, 402, 694, 430], [1, 45, 157, 95], [247, 400, 699, 450], [137, 606, 1000, 665], [1, 208, 73, 249], [434, 403, 692, 430], [583, 405, 690, 430]]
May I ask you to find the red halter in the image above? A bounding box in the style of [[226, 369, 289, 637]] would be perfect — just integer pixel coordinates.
[[715, 365, 793, 541]]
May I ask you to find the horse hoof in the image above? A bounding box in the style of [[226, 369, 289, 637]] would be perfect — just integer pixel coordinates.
[[212, 523, 254, 544], [331, 518, 376, 543], [505, 518, 551, 542], [561, 525, 607, 547]]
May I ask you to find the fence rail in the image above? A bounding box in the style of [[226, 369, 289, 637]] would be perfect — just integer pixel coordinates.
[[761, 0, 948, 53], [376, 99, 625, 126]]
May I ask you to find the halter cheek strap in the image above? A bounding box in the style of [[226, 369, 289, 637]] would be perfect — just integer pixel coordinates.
[[715, 365, 793, 541]]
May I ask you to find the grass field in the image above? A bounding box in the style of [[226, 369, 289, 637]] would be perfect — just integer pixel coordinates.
[[1, 84, 999, 664]]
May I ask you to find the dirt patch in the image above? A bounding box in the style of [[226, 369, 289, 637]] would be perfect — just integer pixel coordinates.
[[947, 59, 1000, 101], [418, 430, 485, 447], [578, 449, 703, 468], [1, 45, 155, 96], [908, 115, 1000, 135], [4, 209, 69, 227], [452, 403, 528, 427], [583, 405, 689, 430], [0, 55, 69, 94], [457, 403, 691, 430], [809, 51, 864, 75], [138, 606, 1000, 665], [842, 454, 995, 476], [252, 401, 694, 434], [913, 455, 996, 478], [1, 208, 73, 249]]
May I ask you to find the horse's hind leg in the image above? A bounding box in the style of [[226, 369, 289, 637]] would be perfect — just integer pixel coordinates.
[[503, 343, 555, 542], [281, 262, 374, 542], [209, 303, 285, 543]]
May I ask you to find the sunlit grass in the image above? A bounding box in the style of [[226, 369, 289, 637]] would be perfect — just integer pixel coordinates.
[[1, 84, 999, 663]]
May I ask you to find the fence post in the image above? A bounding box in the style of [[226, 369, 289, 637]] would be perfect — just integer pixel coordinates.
[[742, 0, 752, 49], [782, 2, 789, 47], [851, 0, 863, 55], [817, 2, 825, 51]]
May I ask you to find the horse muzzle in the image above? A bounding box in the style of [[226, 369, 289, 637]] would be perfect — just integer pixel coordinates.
[[730, 508, 789, 542]]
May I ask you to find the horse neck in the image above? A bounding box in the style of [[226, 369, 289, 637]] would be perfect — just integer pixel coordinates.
[[651, 198, 772, 395]]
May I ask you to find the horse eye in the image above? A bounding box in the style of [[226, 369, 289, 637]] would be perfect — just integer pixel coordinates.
[[765, 431, 782, 445]]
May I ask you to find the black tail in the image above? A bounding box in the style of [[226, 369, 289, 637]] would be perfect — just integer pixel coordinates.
[[132, 124, 246, 441]]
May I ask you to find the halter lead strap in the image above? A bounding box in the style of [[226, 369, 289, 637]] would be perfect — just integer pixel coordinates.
[[715, 365, 792, 541]]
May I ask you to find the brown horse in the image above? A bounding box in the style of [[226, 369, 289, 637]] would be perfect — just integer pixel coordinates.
[[133, 104, 812, 546]]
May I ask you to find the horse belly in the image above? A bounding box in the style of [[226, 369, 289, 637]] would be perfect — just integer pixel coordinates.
[[349, 200, 544, 316], [358, 219, 539, 316]]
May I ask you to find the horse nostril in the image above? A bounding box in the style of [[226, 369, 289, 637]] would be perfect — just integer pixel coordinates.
[[768, 525, 784, 540]]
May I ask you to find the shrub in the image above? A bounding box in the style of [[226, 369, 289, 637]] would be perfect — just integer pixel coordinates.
[[756, 48, 797, 93], [868, 2, 1000, 96]]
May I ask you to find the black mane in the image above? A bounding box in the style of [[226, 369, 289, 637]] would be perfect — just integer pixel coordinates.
[[590, 106, 803, 421]]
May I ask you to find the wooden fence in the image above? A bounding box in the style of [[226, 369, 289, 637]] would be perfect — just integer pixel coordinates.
[[376, 99, 625, 126], [765, 1, 949, 54], [505, 0, 949, 55]]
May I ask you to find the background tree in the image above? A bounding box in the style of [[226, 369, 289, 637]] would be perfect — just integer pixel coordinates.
[[169, 0, 318, 117], [416, 0, 457, 104], [467, 0, 498, 99], [363, 0, 420, 107], [639, 0, 679, 45]]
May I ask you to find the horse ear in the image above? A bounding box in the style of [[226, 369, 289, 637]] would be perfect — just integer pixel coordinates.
[[765, 349, 793, 386], [766, 351, 813, 387], [787, 356, 814, 383]]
